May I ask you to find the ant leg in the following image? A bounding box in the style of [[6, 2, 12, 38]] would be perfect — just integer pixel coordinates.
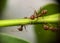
[[34, 10, 38, 18], [24, 25, 27, 32], [33, 10, 39, 21]]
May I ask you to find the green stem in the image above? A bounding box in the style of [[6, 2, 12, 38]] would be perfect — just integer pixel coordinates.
[[0, 14, 58, 27]]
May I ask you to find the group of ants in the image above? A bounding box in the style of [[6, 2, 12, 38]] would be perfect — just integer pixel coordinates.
[[17, 9, 59, 32]]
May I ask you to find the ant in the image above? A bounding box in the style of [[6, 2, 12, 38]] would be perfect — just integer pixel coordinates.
[[38, 10, 47, 17], [17, 9, 47, 31], [17, 16, 28, 31], [43, 24, 58, 32], [29, 9, 47, 20], [17, 25, 27, 31]]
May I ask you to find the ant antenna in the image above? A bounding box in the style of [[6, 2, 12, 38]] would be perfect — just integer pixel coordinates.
[[34, 10, 38, 18]]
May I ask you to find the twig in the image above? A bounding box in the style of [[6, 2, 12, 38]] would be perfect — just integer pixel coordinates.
[[0, 14, 58, 27]]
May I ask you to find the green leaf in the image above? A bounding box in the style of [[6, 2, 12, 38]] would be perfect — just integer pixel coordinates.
[[34, 4, 59, 43], [0, 33, 29, 43]]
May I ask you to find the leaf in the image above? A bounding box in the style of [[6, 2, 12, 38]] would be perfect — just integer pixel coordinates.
[[0, 33, 29, 43], [34, 4, 59, 43]]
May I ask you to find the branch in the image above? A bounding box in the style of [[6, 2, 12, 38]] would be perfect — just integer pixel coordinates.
[[0, 14, 58, 27]]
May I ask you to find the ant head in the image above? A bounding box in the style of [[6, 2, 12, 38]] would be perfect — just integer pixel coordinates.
[[41, 10, 47, 14], [18, 28, 23, 31]]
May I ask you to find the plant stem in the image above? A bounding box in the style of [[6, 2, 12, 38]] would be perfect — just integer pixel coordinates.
[[0, 14, 58, 27]]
